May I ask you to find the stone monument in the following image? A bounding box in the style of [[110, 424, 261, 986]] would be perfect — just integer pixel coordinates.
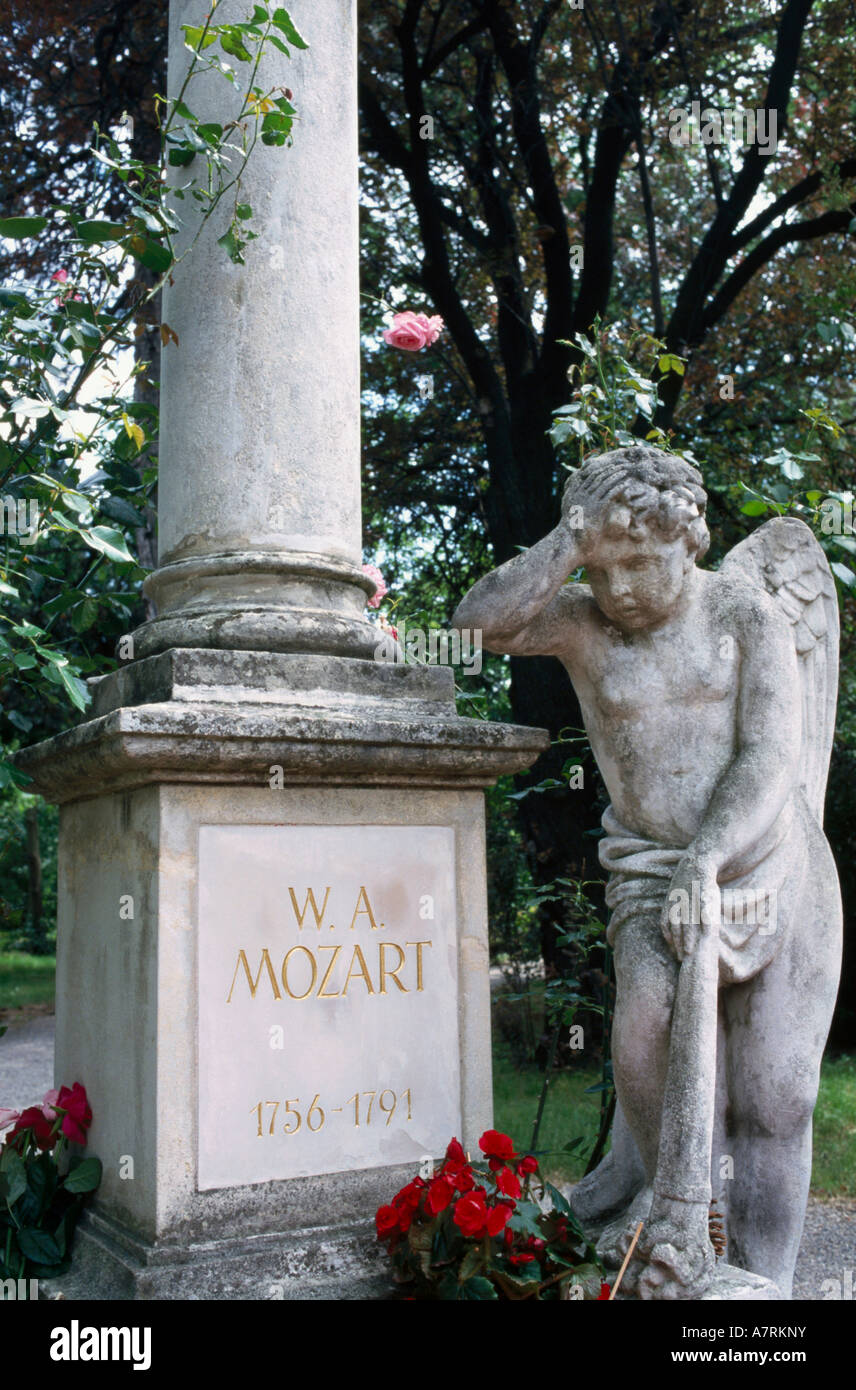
[[453, 444, 842, 1300], [15, 0, 545, 1298]]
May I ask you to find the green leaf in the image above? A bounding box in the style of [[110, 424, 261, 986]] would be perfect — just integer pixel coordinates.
[[831, 534, 856, 554], [77, 219, 126, 245], [235, 202, 252, 221], [63, 1157, 102, 1195], [507, 1200, 544, 1239], [831, 561, 856, 589], [566, 1261, 604, 1299], [126, 234, 172, 275], [9, 397, 51, 418], [458, 1275, 498, 1300], [0, 1149, 28, 1206], [0, 760, 32, 789], [6, 709, 32, 733], [56, 664, 91, 712], [544, 1181, 573, 1216], [220, 30, 253, 62], [217, 228, 245, 265], [99, 496, 145, 527], [70, 597, 99, 633], [182, 24, 218, 50], [457, 1245, 484, 1283], [25, 1152, 57, 1219], [168, 146, 197, 168], [657, 353, 685, 376], [272, 8, 309, 47], [17, 1228, 63, 1265], [197, 123, 224, 145], [81, 525, 135, 564], [740, 499, 769, 516], [0, 578, 19, 598], [0, 216, 48, 239]]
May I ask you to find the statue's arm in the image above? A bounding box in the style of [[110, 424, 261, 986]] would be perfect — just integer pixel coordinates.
[[689, 597, 801, 876], [451, 523, 587, 657]]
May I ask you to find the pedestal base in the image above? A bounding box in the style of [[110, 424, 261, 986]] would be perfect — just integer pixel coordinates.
[[18, 649, 547, 1301], [41, 1199, 393, 1301]]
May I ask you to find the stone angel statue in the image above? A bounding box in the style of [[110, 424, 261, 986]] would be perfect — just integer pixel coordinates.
[[453, 445, 841, 1299]]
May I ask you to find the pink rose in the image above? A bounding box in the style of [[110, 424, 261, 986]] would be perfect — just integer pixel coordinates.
[[51, 268, 68, 283], [383, 310, 444, 352], [41, 1088, 60, 1120], [361, 562, 388, 610], [0, 1108, 21, 1132]]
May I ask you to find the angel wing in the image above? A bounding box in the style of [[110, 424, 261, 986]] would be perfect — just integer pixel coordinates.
[[720, 516, 839, 822]]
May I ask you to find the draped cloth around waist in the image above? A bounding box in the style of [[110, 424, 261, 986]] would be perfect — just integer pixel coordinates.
[[597, 799, 806, 986]]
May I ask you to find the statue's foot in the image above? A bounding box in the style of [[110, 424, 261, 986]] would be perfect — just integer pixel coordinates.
[[569, 1150, 645, 1224], [634, 1198, 716, 1300], [596, 1186, 653, 1281]]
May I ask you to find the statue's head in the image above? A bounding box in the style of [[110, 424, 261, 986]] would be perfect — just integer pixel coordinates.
[[562, 445, 709, 630]]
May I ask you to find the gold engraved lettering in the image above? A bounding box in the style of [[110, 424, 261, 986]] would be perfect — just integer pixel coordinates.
[[282, 945, 317, 1000], [405, 940, 432, 992], [288, 886, 331, 930], [316, 944, 343, 998], [349, 886, 380, 931], [342, 943, 375, 995], [378, 942, 408, 994], [227, 949, 282, 1003]]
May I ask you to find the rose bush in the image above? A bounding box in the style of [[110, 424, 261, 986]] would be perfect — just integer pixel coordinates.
[[375, 1131, 605, 1300], [0, 1081, 101, 1281]]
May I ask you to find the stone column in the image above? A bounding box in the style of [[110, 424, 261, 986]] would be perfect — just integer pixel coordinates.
[[16, 0, 546, 1300], [135, 0, 376, 660]]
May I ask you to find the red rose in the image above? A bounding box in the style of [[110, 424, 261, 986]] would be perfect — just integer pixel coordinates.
[[391, 1177, 424, 1233], [598, 1282, 612, 1300], [443, 1160, 475, 1194], [426, 1176, 455, 1215], [517, 1154, 538, 1175], [485, 1202, 513, 1237], [7, 1106, 56, 1151], [376, 1204, 399, 1238], [55, 1082, 92, 1144], [453, 1189, 490, 1238], [495, 1166, 521, 1200], [445, 1137, 466, 1165], [478, 1129, 515, 1162]]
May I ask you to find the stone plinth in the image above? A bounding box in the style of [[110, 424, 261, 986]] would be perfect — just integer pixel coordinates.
[[19, 657, 546, 1298]]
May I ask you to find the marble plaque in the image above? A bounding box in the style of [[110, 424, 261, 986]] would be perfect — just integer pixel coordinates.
[[197, 824, 461, 1190]]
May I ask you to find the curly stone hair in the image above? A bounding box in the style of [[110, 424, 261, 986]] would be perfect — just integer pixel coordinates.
[[562, 445, 710, 561]]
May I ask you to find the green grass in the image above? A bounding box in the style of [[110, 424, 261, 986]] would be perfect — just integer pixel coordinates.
[[492, 1039, 603, 1185], [0, 950, 56, 1012], [811, 1053, 856, 1198], [493, 1042, 856, 1199]]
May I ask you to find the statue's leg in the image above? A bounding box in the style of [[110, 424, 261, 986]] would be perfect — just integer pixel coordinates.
[[592, 913, 679, 1273], [609, 911, 679, 1180], [722, 858, 841, 1297], [568, 1099, 646, 1223]]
